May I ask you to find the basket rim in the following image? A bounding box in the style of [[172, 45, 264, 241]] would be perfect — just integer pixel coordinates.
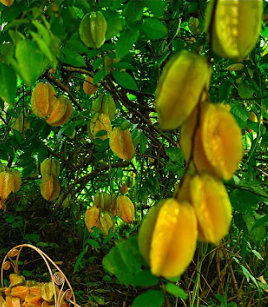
[[1, 244, 79, 307]]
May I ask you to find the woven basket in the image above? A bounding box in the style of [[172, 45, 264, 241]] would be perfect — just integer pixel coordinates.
[[1, 244, 80, 307]]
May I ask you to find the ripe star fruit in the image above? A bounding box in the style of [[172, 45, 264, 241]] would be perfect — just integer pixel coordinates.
[[120, 183, 129, 194], [10, 170, 21, 193], [115, 195, 135, 224], [155, 50, 211, 130], [31, 83, 57, 118], [0, 0, 14, 6], [100, 211, 113, 235], [93, 192, 117, 214], [180, 102, 243, 181], [138, 198, 197, 279], [46, 97, 67, 126], [79, 11, 107, 49], [205, 0, 263, 62], [83, 76, 98, 96], [2, 274, 70, 307], [0, 171, 14, 200], [85, 206, 101, 232], [48, 98, 73, 127], [88, 112, 112, 140], [176, 173, 232, 245], [109, 128, 135, 160], [40, 175, 60, 201]]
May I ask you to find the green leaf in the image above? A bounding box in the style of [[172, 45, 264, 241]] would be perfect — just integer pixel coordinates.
[[30, 31, 54, 63], [252, 214, 268, 230], [104, 10, 125, 40], [116, 30, 140, 59], [143, 18, 168, 39], [165, 162, 182, 172], [66, 36, 88, 53], [132, 270, 159, 287], [102, 245, 134, 286], [238, 81, 255, 99], [113, 71, 138, 90], [117, 235, 145, 272], [144, 0, 166, 17], [32, 20, 50, 45], [61, 48, 86, 67], [22, 164, 37, 178], [13, 130, 24, 145], [252, 250, 264, 260], [218, 81, 233, 102], [0, 149, 8, 160], [124, 0, 143, 22], [87, 239, 100, 248], [18, 157, 36, 168], [24, 233, 40, 242], [3, 19, 29, 32], [74, 0, 91, 13], [15, 39, 43, 86], [171, 40, 184, 52], [93, 58, 103, 71], [230, 189, 260, 213], [22, 270, 33, 277], [139, 133, 147, 153], [132, 290, 165, 307], [231, 104, 249, 123], [166, 147, 184, 164], [239, 265, 261, 297], [93, 69, 109, 84], [0, 63, 17, 105], [165, 283, 187, 299], [74, 250, 86, 273], [113, 62, 135, 70], [126, 19, 144, 32], [37, 145, 48, 162], [1, 143, 14, 157], [102, 235, 147, 286]]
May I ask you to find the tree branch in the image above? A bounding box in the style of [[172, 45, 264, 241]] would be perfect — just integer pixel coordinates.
[[54, 161, 130, 212], [45, 71, 83, 111]]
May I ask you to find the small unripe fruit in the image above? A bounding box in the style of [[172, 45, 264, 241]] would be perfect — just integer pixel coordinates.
[[92, 94, 116, 120], [110, 128, 135, 160], [79, 11, 107, 49], [40, 158, 60, 177], [100, 211, 113, 235]]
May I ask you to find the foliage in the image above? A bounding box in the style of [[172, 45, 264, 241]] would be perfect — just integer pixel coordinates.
[[0, 0, 268, 306]]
